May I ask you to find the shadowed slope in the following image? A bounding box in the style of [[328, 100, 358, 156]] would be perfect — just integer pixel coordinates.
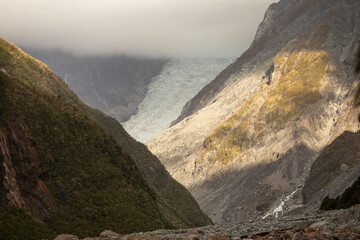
[[0, 37, 212, 230], [0, 47, 167, 237]]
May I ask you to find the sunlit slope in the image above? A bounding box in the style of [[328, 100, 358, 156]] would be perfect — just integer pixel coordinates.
[[147, 0, 360, 223], [201, 22, 330, 165]]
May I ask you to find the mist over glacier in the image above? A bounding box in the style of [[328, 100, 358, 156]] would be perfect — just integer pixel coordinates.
[[0, 0, 275, 58], [123, 58, 234, 142]]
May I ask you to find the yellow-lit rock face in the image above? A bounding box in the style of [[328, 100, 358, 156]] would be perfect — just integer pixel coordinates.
[[201, 27, 330, 165]]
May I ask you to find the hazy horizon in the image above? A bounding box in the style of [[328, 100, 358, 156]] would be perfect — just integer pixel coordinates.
[[1, 0, 276, 58]]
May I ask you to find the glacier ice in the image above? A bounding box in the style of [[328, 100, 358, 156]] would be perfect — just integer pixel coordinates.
[[122, 58, 234, 143]]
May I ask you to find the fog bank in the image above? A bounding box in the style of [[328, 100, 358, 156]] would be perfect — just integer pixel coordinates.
[[0, 0, 275, 57]]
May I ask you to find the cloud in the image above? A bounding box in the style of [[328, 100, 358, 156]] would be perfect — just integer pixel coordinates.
[[0, 0, 276, 57]]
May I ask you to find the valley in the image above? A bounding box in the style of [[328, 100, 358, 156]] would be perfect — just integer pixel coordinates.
[[53, 205, 360, 240], [1, 0, 360, 239]]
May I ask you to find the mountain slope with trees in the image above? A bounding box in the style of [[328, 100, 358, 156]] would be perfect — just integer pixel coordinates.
[[0, 37, 211, 238]]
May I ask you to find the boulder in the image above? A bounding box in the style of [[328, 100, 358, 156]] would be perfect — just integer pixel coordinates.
[[53, 234, 79, 240]]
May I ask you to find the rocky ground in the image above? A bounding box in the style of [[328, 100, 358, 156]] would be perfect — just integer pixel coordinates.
[[54, 205, 360, 240]]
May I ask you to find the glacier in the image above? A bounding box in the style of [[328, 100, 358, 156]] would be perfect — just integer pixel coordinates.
[[122, 58, 234, 143]]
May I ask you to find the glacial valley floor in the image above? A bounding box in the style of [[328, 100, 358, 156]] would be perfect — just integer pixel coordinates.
[[55, 205, 360, 240]]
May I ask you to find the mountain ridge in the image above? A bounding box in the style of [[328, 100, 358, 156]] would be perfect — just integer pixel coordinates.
[[171, 0, 334, 126], [24, 48, 168, 123]]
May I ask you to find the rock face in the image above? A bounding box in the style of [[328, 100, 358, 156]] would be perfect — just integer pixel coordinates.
[[302, 131, 360, 211], [171, 0, 339, 126], [123, 58, 234, 142], [147, 0, 360, 223], [0, 37, 211, 239], [320, 175, 360, 211], [24, 49, 167, 122]]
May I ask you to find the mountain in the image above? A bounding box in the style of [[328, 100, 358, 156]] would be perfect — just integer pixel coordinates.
[[0, 37, 211, 238], [24, 49, 168, 122], [23, 48, 212, 229], [146, 0, 360, 223], [123, 58, 234, 142], [0, 38, 167, 238]]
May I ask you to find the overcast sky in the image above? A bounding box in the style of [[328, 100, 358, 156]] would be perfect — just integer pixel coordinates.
[[0, 0, 276, 58]]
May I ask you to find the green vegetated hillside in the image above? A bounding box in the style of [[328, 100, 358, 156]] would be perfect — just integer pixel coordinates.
[[0, 204, 55, 240], [88, 112, 213, 228], [0, 37, 211, 238], [0, 41, 167, 238]]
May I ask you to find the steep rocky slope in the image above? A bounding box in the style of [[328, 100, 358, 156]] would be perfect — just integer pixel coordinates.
[[0, 37, 211, 238], [172, 0, 343, 126], [320, 175, 360, 211], [303, 131, 360, 207], [24, 49, 167, 122], [147, 0, 360, 223], [123, 58, 234, 142]]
